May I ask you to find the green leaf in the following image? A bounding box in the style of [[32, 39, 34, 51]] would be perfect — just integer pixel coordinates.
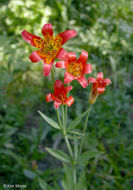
[[68, 110, 88, 130], [46, 148, 70, 163], [53, 182, 60, 190], [23, 169, 36, 179], [77, 151, 102, 165], [77, 170, 87, 190], [62, 164, 73, 190], [68, 130, 84, 136], [38, 111, 60, 130], [38, 178, 53, 190], [38, 178, 47, 190]]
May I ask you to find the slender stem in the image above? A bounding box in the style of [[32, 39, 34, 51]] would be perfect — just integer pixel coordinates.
[[51, 67, 55, 84], [79, 105, 92, 154], [56, 109, 62, 128], [64, 105, 67, 129], [73, 135, 77, 190], [64, 135, 73, 157], [51, 68, 74, 180], [61, 105, 65, 129], [74, 135, 78, 160], [73, 164, 76, 190], [51, 68, 62, 128], [64, 83, 69, 129]]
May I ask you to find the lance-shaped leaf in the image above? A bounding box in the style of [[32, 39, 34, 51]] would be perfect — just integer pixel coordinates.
[[46, 148, 71, 163], [68, 110, 88, 130], [23, 169, 36, 179], [38, 178, 53, 190], [77, 150, 102, 165], [68, 130, 84, 136], [38, 111, 60, 130]]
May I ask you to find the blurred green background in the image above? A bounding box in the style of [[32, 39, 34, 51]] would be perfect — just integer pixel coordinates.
[[0, 0, 133, 189]]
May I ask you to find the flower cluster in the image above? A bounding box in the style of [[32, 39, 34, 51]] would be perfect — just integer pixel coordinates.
[[21, 23, 111, 108]]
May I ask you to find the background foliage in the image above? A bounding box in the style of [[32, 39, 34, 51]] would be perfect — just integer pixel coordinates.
[[0, 0, 133, 189]]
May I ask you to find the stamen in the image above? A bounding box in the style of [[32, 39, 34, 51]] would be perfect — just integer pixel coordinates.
[[33, 33, 62, 63], [58, 94, 66, 102], [67, 62, 83, 77]]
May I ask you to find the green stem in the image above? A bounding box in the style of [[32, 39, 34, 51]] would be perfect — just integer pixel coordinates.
[[51, 68, 62, 128], [64, 83, 69, 129], [51, 67, 55, 84], [61, 105, 65, 129], [73, 135, 77, 189], [64, 135, 73, 157], [73, 164, 76, 190], [79, 105, 92, 154], [51, 69, 73, 157], [56, 109, 62, 129], [64, 105, 68, 129]]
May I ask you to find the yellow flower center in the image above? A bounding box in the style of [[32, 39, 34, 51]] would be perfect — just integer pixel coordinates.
[[57, 94, 66, 102], [33, 33, 62, 63], [67, 62, 83, 77]]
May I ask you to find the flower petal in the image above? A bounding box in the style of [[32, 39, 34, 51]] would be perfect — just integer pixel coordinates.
[[42, 23, 53, 36], [77, 76, 88, 88], [54, 101, 62, 109], [104, 78, 112, 85], [68, 52, 77, 62], [64, 71, 75, 84], [97, 72, 103, 80], [21, 30, 43, 48], [88, 77, 97, 84], [58, 30, 77, 45], [56, 48, 68, 60], [65, 96, 74, 107], [97, 87, 105, 94], [29, 51, 43, 62], [46, 93, 53, 102], [83, 64, 92, 74], [43, 61, 54, 76], [55, 61, 67, 69], [76, 50, 88, 64], [54, 80, 64, 96], [64, 86, 73, 93]]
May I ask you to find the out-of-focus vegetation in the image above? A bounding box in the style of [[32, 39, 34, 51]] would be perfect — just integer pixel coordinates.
[[0, 0, 133, 189]]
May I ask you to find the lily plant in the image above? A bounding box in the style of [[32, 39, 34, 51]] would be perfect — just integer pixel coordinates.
[[22, 23, 111, 190]]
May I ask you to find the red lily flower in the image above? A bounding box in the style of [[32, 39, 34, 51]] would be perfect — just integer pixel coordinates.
[[21, 23, 77, 76], [88, 72, 111, 104], [55, 50, 92, 88], [46, 80, 74, 109]]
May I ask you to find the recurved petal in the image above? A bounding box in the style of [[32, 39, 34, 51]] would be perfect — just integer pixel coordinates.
[[58, 30, 77, 45], [97, 72, 103, 80], [54, 101, 62, 109], [104, 78, 112, 85], [29, 51, 43, 62], [43, 61, 54, 76], [21, 30, 43, 47], [88, 77, 97, 84], [65, 96, 74, 107], [84, 64, 92, 74], [55, 61, 67, 69], [77, 76, 88, 88], [46, 93, 53, 102], [64, 86, 73, 93], [68, 52, 77, 62], [42, 23, 53, 36], [64, 71, 75, 84], [56, 48, 68, 60], [77, 50, 88, 64], [97, 87, 105, 94]]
